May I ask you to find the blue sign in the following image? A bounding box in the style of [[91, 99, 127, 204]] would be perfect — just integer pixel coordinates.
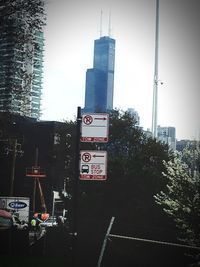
[[9, 201, 27, 209]]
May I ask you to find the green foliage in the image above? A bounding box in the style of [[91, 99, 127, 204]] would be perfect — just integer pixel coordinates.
[[155, 142, 200, 247], [76, 109, 171, 227], [107, 109, 170, 189]]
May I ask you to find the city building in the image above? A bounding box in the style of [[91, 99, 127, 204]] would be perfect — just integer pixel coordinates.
[[157, 126, 176, 150], [83, 36, 115, 113], [0, 1, 45, 119]]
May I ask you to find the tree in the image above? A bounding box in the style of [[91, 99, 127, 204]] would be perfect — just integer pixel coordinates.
[[154, 142, 200, 264], [64, 109, 179, 266], [78, 109, 172, 229]]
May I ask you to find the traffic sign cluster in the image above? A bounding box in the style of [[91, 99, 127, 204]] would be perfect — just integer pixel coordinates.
[[80, 113, 109, 181]]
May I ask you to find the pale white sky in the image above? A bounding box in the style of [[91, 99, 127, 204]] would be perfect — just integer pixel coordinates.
[[41, 0, 200, 141]]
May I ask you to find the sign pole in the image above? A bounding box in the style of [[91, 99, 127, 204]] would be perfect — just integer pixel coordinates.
[[72, 106, 81, 264]]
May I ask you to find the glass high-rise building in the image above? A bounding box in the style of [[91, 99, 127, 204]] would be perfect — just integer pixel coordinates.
[[157, 126, 176, 150], [0, 1, 45, 120], [84, 36, 115, 113]]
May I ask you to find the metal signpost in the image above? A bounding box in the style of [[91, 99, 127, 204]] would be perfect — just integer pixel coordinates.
[[80, 150, 107, 181], [81, 113, 109, 142], [71, 108, 109, 265]]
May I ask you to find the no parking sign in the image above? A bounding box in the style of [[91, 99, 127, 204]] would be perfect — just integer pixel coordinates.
[[80, 150, 107, 181], [81, 113, 109, 142]]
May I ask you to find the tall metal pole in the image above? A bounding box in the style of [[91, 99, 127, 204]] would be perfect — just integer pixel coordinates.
[[152, 0, 160, 138], [72, 106, 81, 264], [97, 217, 115, 267]]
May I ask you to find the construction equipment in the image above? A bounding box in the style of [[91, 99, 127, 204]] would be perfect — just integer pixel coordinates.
[[37, 178, 47, 213]]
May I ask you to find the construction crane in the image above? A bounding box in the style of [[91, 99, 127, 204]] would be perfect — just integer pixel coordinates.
[[26, 148, 47, 214], [37, 178, 47, 213]]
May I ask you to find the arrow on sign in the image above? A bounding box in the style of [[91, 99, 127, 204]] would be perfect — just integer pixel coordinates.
[[94, 117, 107, 120], [93, 154, 105, 158]]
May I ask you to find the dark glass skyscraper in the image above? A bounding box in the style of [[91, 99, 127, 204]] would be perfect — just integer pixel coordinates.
[[84, 36, 115, 113]]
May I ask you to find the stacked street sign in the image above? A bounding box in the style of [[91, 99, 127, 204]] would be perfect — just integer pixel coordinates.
[[80, 113, 109, 181]]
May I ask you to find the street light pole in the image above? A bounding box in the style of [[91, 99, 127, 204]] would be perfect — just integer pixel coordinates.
[[152, 0, 160, 138]]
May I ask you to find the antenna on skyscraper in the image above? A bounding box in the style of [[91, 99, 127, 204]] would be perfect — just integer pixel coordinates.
[[108, 9, 111, 37], [100, 10, 103, 37]]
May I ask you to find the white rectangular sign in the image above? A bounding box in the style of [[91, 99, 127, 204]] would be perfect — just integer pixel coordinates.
[[81, 113, 109, 143], [80, 150, 107, 180]]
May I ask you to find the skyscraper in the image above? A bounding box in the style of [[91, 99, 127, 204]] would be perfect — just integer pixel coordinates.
[[84, 36, 115, 113], [157, 126, 176, 150], [0, 1, 45, 120]]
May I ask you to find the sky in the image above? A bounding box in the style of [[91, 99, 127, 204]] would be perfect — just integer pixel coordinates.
[[41, 0, 200, 141]]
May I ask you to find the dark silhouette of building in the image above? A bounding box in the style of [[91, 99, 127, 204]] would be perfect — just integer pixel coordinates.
[[0, 113, 70, 213], [84, 36, 115, 113]]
